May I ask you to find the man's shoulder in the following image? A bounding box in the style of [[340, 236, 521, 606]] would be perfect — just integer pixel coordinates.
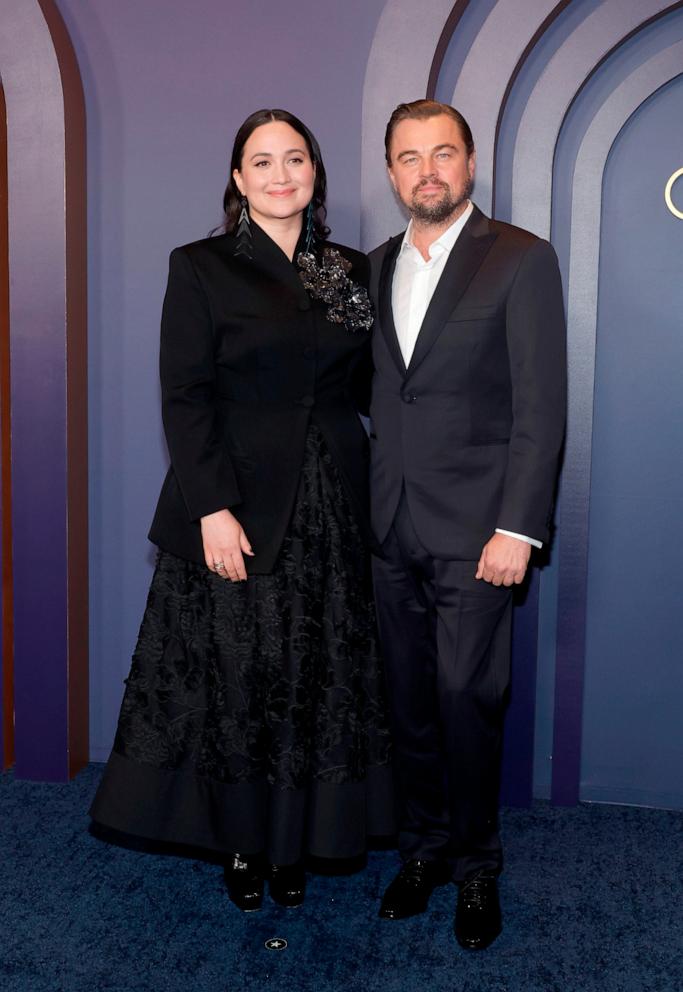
[[480, 214, 560, 271], [368, 232, 404, 268], [487, 216, 544, 251]]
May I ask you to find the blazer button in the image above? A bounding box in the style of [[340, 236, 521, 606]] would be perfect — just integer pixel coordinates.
[[299, 395, 315, 407], [303, 346, 315, 359], [298, 299, 311, 311], [402, 392, 417, 404]]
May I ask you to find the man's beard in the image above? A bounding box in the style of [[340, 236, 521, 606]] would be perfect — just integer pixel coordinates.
[[409, 175, 473, 224]]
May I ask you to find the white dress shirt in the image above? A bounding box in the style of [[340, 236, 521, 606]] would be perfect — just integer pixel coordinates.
[[391, 203, 541, 550], [392, 202, 473, 368]]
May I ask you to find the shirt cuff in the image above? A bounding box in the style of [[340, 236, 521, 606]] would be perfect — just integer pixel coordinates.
[[495, 528, 543, 550]]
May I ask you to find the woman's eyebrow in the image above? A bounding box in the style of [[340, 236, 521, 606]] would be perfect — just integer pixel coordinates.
[[249, 147, 307, 160]]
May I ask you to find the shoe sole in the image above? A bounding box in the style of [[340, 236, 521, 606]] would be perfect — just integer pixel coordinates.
[[228, 899, 263, 912]]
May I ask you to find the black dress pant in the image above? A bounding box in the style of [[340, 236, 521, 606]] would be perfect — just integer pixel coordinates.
[[372, 494, 512, 882]]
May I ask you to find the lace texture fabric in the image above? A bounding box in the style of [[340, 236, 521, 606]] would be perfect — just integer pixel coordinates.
[[113, 425, 391, 791]]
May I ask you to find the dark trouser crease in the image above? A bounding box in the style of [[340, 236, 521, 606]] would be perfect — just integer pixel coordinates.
[[373, 493, 512, 883]]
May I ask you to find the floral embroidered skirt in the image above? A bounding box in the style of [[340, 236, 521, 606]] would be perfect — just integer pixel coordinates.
[[90, 426, 394, 864]]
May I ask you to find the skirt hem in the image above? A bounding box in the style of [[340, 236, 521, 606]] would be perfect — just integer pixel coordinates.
[[90, 750, 395, 864]]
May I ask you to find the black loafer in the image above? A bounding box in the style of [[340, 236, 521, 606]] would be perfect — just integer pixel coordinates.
[[379, 859, 449, 920], [454, 873, 501, 950], [269, 863, 306, 908], [223, 853, 264, 912]]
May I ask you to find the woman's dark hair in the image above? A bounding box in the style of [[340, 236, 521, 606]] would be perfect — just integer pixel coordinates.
[[384, 100, 474, 163], [222, 108, 330, 239]]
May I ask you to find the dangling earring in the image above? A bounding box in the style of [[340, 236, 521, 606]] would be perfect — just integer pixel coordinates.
[[303, 202, 315, 255], [234, 195, 253, 260]]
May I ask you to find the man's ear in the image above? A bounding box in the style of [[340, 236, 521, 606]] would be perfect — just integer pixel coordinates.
[[387, 165, 398, 193], [468, 150, 477, 180]]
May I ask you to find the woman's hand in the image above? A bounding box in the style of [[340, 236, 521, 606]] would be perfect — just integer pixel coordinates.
[[200, 508, 254, 582]]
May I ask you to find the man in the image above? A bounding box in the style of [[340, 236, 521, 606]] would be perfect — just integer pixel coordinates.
[[369, 100, 566, 950]]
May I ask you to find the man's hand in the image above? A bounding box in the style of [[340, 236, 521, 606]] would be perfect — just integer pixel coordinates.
[[475, 533, 531, 587]]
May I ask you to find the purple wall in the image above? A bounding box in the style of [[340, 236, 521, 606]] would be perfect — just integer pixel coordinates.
[[53, 0, 387, 759]]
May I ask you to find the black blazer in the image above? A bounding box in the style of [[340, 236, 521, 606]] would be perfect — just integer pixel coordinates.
[[148, 223, 372, 573], [369, 204, 566, 558]]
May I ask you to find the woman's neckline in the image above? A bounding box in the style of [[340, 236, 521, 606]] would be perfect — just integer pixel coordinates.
[[249, 216, 305, 263]]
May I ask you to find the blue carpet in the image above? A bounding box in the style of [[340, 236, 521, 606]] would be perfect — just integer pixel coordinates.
[[1, 765, 681, 992]]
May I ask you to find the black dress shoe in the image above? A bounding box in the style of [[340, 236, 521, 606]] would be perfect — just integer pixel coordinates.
[[223, 854, 264, 912], [379, 859, 449, 920], [454, 873, 502, 950], [269, 863, 306, 908]]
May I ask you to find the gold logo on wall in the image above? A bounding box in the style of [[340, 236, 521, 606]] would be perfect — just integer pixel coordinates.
[[664, 168, 683, 220]]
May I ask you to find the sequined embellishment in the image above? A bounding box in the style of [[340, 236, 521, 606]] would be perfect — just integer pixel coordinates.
[[297, 247, 374, 333]]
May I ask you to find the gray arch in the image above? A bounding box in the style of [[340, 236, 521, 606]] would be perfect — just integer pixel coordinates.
[[551, 40, 683, 804], [511, 0, 674, 237], [0, 0, 87, 780], [360, 0, 454, 249], [449, 0, 559, 216]]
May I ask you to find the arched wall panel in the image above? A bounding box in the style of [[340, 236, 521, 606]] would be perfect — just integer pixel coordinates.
[[0, 0, 87, 780], [510, 0, 676, 239], [530, 4, 683, 799], [0, 81, 10, 770], [552, 42, 683, 804], [449, 0, 560, 216], [582, 75, 683, 807], [427, 0, 473, 98], [360, 0, 455, 250]]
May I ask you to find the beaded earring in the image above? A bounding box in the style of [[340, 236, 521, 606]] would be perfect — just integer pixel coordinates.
[[303, 202, 315, 255], [234, 196, 253, 260]]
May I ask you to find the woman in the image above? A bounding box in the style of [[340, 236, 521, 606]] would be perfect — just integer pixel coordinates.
[[90, 109, 393, 911]]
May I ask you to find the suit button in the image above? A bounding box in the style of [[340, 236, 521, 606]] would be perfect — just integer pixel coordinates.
[[298, 299, 311, 311], [402, 392, 417, 404], [300, 395, 315, 407], [303, 346, 315, 359]]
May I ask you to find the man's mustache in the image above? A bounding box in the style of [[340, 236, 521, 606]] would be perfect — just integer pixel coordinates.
[[412, 178, 450, 195]]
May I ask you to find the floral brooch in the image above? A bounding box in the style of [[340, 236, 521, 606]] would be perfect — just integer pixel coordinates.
[[296, 247, 374, 333]]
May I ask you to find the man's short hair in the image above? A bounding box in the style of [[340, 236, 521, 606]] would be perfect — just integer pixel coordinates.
[[384, 100, 475, 164]]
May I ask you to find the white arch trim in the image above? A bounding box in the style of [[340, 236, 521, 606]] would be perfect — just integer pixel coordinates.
[[565, 42, 683, 462], [511, 0, 673, 238], [450, 0, 558, 217], [360, 0, 454, 250]]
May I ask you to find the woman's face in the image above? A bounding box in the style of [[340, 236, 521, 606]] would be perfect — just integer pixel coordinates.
[[233, 121, 315, 229]]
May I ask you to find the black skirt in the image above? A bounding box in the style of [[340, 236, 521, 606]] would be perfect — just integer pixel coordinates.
[[90, 425, 394, 864]]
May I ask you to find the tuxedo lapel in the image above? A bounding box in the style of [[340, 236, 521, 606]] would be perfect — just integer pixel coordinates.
[[405, 207, 498, 378], [377, 235, 406, 376]]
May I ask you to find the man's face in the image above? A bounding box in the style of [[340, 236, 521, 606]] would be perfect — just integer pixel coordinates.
[[387, 114, 475, 224]]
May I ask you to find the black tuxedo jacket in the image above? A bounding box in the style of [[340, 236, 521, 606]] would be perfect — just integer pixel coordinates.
[[148, 223, 372, 573], [369, 204, 566, 558]]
